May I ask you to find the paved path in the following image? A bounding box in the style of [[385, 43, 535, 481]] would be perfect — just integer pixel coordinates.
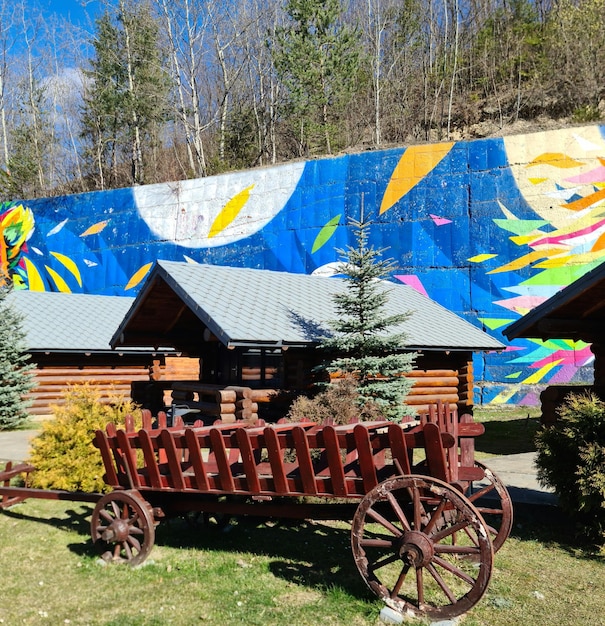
[[0, 429, 39, 465], [0, 429, 558, 506], [481, 452, 557, 506]]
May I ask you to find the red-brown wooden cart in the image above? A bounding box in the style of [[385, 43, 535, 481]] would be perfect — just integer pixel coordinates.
[[0, 403, 512, 620]]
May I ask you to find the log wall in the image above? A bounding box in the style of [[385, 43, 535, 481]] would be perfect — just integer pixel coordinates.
[[406, 369, 461, 413], [170, 383, 258, 423], [25, 364, 154, 416]]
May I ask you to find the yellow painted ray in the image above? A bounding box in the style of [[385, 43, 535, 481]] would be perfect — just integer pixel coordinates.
[[209, 184, 255, 239], [534, 248, 605, 268], [522, 360, 563, 385], [528, 177, 548, 184], [487, 248, 562, 274], [125, 262, 152, 291], [380, 142, 454, 214], [50, 251, 82, 287], [489, 387, 520, 404], [526, 152, 584, 168], [468, 253, 497, 263], [46, 266, 71, 293], [510, 233, 550, 246], [24, 257, 45, 291], [505, 371, 522, 379], [531, 254, 572, 269], [80, 220, 108, 237]]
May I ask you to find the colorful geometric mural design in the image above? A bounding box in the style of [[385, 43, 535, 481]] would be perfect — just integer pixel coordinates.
[[0, 203, 34, 289], [5, 124, 605, 405]]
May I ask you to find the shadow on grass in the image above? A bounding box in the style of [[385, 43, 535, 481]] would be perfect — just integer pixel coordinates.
[[475, 417, 541, 456], [3, 497, 603, 596], [158, 515, 371, 597], [510, 503, 604, 561]]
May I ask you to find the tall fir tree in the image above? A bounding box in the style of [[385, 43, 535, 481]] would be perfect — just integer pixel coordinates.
[[319, 213, 416, 422], [81, 1, 171, 188], [0, 287, 34, 430], [272, 0, 361, 156]]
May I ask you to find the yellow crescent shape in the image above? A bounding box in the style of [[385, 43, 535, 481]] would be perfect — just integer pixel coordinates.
[[125, 262, 153, 291], [208, 184, 255, 238], [380, 142, 454, 214], [80, 220, 108, 237], [46, 266, 71, 293], [50, 251, 82, 287], [24, 257, 45, 291]]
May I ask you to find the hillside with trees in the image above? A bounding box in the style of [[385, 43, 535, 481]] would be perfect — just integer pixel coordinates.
[[0, 0, 603, 199]]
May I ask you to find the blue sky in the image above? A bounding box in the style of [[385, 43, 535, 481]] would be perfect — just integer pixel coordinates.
[[46, 0, 100, 26]]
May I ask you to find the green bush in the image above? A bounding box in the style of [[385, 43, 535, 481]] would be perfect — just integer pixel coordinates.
[[28, 384, 142, 493], [535, 391, 605, 545]]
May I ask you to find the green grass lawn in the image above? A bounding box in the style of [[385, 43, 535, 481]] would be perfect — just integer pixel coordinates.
[[0, 496, 603, 625]]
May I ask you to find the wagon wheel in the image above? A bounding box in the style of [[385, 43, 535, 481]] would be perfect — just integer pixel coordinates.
[[91, 490, 155, 566], [351, 475, 493, 620], [464, 461, 513, 553]]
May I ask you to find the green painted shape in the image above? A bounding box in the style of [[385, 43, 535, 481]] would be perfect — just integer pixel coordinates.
[[312, 214, 341, 253], [493, 218, 548, 235], [478, 318, 514, 330]]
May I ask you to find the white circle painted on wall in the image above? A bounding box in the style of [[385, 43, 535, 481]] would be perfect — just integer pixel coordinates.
[[133, 161, 306, 248]]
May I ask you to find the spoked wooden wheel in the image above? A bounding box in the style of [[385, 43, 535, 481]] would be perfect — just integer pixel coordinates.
[[351, 475, 493, 620], [464, 461, 513, 553], [91, 490, 155, 566]]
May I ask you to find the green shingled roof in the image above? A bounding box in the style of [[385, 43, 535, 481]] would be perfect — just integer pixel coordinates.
[[8, 290, 139, 353], [112, 261, 504, 352]]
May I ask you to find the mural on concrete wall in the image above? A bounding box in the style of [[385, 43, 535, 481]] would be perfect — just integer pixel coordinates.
[[2, 124, 605, 405]]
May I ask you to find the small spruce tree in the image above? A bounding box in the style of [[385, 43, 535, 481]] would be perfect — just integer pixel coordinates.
[[319, 213, 416, 422], [0, 287, 35, 430]]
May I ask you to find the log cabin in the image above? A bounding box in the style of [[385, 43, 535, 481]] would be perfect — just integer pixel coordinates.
[[111, 261, 504, 421]]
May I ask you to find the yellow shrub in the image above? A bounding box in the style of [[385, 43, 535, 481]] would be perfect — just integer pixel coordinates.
[[28, 384, 142, 493]]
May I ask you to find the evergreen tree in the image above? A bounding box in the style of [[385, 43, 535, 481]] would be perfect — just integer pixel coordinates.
[[81, 1, 171, 188], [319, 213, 416, 422], [272, 0, 361, 156], [0, 287, 34, 430]]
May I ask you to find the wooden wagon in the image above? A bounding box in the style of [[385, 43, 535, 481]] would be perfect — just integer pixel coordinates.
[[0, 403, 512, 620]]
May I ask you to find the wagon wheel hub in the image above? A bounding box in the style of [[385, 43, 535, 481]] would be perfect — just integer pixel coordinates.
[[101, 518, 131, 543], [398, 530, 434, 568]]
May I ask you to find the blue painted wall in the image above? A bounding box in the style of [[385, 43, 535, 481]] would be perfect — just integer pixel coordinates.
[[4, 125, 605, 405]]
